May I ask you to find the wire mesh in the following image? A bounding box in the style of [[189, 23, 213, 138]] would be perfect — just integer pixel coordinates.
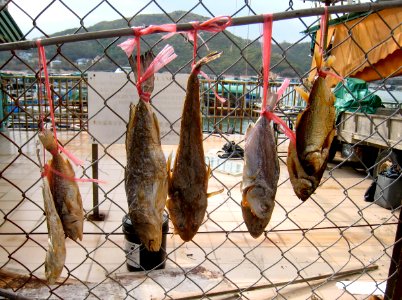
[[0, 1, 401, 299]]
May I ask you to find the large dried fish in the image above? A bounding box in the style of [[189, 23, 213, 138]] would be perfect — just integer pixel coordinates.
[[39, 130, 84, 241], [167, 52, 223, 242], [125, 51, 168, 252], [287, 57, 336, 201], [42, 177, 66, 284], [241, 95, 279, 238]]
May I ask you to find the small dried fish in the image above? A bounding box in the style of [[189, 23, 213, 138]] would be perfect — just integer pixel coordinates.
[[167, 52, 223, 242], [125, 51, 168, 252], [287, 54, 336, 201], [42, 177, 66, 284], [39, 129, 84, 241], [241, 95, 279, 238]]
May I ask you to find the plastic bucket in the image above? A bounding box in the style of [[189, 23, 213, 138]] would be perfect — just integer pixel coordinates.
[[122, 213, 169, 272]]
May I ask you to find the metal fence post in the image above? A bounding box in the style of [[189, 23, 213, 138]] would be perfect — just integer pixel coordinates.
[[87, 143, 105, 221], [384, 208, 402, 299]]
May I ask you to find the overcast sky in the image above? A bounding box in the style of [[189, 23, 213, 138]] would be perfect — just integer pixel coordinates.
[[7, 0, 360, 43]]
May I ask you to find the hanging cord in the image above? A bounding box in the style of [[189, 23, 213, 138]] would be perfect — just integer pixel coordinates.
[[120, 16, 232, 103], [316, 6, 343, 81], [188, 16, 232, 103], [36, 40, 105, 184], [136, 44, 177, 102], [260, 14, 296, 145], [36, 40, 85, 166]]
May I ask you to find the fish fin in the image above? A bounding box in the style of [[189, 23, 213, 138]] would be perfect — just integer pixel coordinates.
[[139, 51, 156, 94], [167, 152, 173, 182], [245, 123, 254, 140], [314, 51, 323, 71], [294, 86, 309, 103], [324, 55, 336, 68], [296, 111, 303, 126], [193, 51, 222, 72], [207, 188, 224, 198], [65, 158, 75, 174]]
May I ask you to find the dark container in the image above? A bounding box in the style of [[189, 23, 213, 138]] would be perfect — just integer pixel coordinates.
[[374, 175, 402, 210], [122, 213, 169, 271]]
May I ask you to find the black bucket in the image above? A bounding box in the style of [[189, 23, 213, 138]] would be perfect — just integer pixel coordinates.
[[122, 213, 169, 272]]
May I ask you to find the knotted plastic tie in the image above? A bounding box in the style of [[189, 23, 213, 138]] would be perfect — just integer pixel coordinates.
[[259, 14, 296, 145], [36, 40, 85, 166]]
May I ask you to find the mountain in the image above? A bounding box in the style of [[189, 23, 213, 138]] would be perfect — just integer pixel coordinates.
[[1, 11, 312, 77]]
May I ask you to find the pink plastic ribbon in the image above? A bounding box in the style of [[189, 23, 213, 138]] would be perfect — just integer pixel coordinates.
[[194, 69, 226, 103], [42, 164, 106, 184], [137, 44, 177, 102], [317, 7, 344, 81], [261, 14, 272, 115], [260, 15, 296, 144], [189, 16, 231, 104], [36, 40, 84, 166], [276, 78, 290, 99], [319, 6, 328, 56], [118, 24, 177, 57], [264, 111, 296, 145], [162, 16, 231, 66]]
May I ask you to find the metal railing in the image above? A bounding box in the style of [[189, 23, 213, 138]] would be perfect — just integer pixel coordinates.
[[1, 74, 87, 130]]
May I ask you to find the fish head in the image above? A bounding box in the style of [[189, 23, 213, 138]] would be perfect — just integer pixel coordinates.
[[242, 185, 275, 220], [135, 221, 162, 252], [62, 214, 83, 241], [129, 208, 163, 252], [293, 178, 315, 201], [241, 205, 271, 239], [167, 195, 206, 242]]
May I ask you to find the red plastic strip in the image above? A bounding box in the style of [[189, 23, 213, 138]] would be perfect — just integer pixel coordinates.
[[261, 14, 272, 114], [42, 164, 106, 184], [193, 16, 232, 33], [136, 45, 177, 102], [197, 70, 226, 103], [264, 111, 296, 145], [276, 78, 290, 100], [320, 6, 328, 55], [36, 40, 84, 166], [36, 40, 57, 138], [118, 25, 177, 57]]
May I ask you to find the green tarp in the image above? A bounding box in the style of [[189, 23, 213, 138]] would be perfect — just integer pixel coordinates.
[[333, 77, 382, 119]]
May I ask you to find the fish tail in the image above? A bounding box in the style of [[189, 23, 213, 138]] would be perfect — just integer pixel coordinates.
[[294, 86, 309, 103], [314, 51, 323, 70], [134, 50, 156, 95], [38, 129, 58, 155], [167, 152, 173, 183], [325, 55, 336, 68], [207, 188, 224, 198], [192, 51, 222, 72]]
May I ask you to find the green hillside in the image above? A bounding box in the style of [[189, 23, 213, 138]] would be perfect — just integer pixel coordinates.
[[1, 11, 312, 77]]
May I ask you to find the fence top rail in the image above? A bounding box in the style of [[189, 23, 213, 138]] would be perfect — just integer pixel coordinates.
[[0, 0, 400, 51]]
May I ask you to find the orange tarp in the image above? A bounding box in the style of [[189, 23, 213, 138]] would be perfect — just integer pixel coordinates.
[[310, 8, 402, 87]]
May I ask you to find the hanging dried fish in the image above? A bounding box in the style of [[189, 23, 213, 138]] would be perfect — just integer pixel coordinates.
[[167, 52, 223, 242], [241, 94, 280, 238], [39, 129, 84, 241], [287, 54, 336, 201], [42, 177, 66, 284], [125, 50, 168, 252]]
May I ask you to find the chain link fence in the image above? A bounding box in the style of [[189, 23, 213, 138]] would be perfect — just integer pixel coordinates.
[[0, 0, 401, 299]]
